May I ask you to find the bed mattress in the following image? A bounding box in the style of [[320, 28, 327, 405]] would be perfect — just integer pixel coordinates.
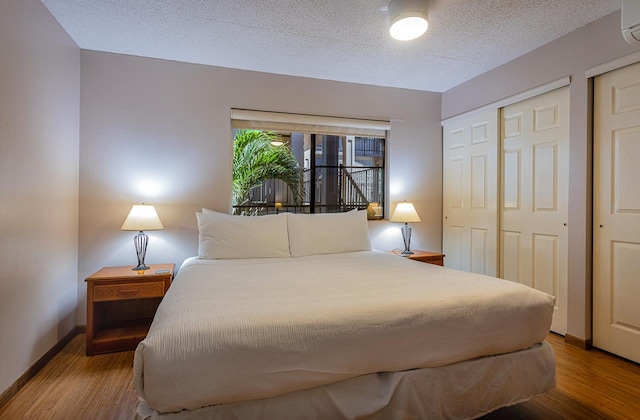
[[134, 251, 555, 414]]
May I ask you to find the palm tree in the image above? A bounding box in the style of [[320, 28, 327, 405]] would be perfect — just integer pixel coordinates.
[[232, 129, 303, 215]]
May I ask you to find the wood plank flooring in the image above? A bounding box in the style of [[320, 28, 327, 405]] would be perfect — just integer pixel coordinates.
[[1, 333, 639, 419], [485, 333, 640, 419], [0, 335, 138, 419]]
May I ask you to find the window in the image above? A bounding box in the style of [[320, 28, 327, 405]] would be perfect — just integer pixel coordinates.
[[231, 110, 388, 219]]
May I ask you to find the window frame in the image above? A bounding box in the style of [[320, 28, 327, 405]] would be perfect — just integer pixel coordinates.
[[231, 110, 390, 219]]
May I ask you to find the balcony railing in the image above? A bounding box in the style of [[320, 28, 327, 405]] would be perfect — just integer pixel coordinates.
[[233, 166, 384, 218]]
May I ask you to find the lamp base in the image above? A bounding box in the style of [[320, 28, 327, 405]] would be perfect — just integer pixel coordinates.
[[132, 231, 150, 271], [401, 223, 414, 255]]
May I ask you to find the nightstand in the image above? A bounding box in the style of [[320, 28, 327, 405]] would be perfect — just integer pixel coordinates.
[[390, 250, 445, 266], [85, 264, 174, 356]]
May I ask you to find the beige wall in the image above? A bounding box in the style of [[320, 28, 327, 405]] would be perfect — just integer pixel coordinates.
[[442, 10, 640, 342], [78, 51, 443, 324], [0, 0, 80, 395]]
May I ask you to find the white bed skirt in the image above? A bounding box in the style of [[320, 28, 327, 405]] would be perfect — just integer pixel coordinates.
[[134, 341, 555, 420]]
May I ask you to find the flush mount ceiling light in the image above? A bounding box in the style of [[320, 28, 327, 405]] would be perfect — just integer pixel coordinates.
[[388, 0, 429, 41]]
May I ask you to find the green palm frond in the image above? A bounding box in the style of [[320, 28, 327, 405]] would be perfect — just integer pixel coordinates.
[[232, 130, 303, 212]]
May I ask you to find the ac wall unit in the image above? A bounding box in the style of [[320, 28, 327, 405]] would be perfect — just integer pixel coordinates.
[[622, 0, 640, 44]]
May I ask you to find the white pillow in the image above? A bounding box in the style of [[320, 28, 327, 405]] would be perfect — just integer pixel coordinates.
[[287, 210, 372, 257], [196, 210, 290, 259], [202, 208, 220, 214]]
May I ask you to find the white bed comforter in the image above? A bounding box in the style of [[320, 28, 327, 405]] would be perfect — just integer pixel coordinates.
[[134, 251, 554, 414]]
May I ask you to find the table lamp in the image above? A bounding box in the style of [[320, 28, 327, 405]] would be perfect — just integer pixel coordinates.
[[121, 204, 164, 270], [390, 201, 421, 255]]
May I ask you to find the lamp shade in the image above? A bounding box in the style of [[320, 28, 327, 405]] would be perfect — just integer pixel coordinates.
[[390, 201, 421, 223], [388, 0, 429, 41], [121, 205, 164, 231]]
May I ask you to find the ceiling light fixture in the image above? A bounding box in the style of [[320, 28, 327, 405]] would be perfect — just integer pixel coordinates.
[[388, 0, 429, 41]]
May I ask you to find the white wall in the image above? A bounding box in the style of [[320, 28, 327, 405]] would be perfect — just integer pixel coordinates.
[[78, 51, 443, 324], [0, 0, 80, 395], [442, 10, 640, 342]]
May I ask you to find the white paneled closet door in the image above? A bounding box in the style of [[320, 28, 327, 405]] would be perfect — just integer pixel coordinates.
[[442, 110, 499, 276], [500, 87, 569, 335], [593, 61, 640, 363]]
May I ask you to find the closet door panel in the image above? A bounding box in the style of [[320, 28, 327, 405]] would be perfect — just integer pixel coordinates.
[[500, 86, 569, 335], [594, 61, 640, 363], [443, 110, 499, 276]]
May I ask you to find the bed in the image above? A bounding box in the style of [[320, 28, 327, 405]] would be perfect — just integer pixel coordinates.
[[133, 209, 556, 419]]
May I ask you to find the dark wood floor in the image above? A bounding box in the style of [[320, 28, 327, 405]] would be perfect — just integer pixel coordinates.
[[1, 333, 639, 419]]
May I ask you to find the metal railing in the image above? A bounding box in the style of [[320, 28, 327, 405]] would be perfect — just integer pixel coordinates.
[[233, 166, 384, 217], [354, 137, 384, 157]]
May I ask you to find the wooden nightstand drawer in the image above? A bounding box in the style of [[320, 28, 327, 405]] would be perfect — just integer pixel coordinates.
[[93, 281, 165, 301]]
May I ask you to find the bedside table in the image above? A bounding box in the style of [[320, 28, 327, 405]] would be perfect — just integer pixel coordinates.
[[390, 250, 445, 266], [85, 264, 174, 356]]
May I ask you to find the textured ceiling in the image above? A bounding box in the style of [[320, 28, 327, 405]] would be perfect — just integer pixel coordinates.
[[40, 0, 622, 92]]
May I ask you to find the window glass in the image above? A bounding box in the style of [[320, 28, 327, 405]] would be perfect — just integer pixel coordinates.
[[232, 128, 385, 219]]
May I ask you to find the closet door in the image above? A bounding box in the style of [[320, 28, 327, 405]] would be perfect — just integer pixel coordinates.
[[500, 87, 569, 335], [442, 110, 499, 276], [594, 61, 640, 363]]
